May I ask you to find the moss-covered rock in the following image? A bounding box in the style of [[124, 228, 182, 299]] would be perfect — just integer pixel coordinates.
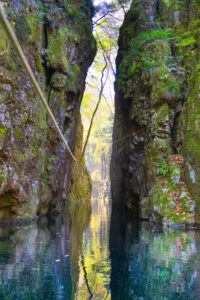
[[0, 0, 95, 222], [68, 115, 92, 205], [111, 0, 200, 225]]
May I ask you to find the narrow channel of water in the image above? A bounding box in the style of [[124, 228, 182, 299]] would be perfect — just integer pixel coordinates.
[[0, 192, 200, 299]]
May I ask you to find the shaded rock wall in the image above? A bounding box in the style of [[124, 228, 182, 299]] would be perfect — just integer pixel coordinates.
[[0, 0, 96, 221], [68, 114, 92, 204], [111, 0, 200, 225]]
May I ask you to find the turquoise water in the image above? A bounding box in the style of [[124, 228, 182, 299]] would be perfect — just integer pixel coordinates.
[[110, 208, 200, 300], [0, 199, 200, 299]]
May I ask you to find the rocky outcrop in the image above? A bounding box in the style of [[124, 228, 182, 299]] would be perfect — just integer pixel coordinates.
[[111, 0, 200, 225], [0, 0, 96, 222]]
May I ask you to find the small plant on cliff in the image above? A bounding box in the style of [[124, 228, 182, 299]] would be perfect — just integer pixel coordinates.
[[159, 161, 168, 176], [136, 28, 172, 45]]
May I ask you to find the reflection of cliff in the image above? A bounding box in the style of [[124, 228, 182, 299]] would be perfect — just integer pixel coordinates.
[[110, 208, 200, 299], [0, 212, 92, 300]]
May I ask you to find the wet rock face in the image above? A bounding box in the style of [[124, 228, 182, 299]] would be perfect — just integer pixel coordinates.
[[111, 0, 200, 225], [0, 0, 96, 221]]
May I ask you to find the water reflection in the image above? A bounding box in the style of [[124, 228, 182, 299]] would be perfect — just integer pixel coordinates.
[[0, 217, 72, 300], [0, 196, 111, 300], [110, 207, 200, 299], [1, 199, 200, 299], [75, 196, 111, 299]]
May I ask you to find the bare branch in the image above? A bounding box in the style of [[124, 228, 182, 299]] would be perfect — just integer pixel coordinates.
[[93, 9, 118, 27], [82, 55, 108, 159]]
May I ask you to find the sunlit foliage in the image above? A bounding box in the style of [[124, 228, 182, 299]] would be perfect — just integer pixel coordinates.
[[81, 0, 130, 188]]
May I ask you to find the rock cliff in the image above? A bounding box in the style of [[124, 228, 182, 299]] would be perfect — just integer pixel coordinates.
[[111, 0, 200, 226], [0, 0, 96, 222]]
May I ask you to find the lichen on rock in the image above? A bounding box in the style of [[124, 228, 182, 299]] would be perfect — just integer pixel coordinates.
[[149, 155, 195, 226], [0, 0, 96, 222], [111, 0, 200, 226]]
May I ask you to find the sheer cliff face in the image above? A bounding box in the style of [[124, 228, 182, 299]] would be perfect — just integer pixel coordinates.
[[111, 0, 200, 225], [0, 0, 96, 221]]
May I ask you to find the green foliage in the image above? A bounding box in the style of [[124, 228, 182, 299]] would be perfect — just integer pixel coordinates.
[[159, 161, 168, 176], [173, 18, 200, 54], [118, 28, 173, 90], [81, 0, 123, 182], [135, 29, 173, 45], [178, 36, 196, 47], [118, 25, 185, 96], [162, 0, 173, 7], [0, 126, 6, 135], [47, 155, 58, 171], [41, 173, 49, 185]]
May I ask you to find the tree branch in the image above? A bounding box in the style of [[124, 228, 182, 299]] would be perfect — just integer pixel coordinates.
[[82, 55, 108, 159]]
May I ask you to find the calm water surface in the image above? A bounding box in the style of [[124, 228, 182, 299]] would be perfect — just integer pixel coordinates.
[[0, 196, 200, 299]]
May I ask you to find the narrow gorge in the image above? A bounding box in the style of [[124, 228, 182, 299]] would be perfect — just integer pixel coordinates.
[[1, 0, 200, 228], [1, 0, 200, 298]]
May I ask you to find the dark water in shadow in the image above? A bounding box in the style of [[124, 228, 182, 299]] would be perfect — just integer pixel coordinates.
[[0, 199, 200, 299], [110, 207, 200, 300]]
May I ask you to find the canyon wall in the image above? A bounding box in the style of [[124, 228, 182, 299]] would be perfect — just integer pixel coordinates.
[[0, 0, 96, 222], [111, 0, 200, 226]]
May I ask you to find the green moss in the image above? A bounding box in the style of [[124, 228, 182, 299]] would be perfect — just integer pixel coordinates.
[[150, 183, 194, 224], [34, 52, 42, 73], [0, 123, 9, 144], [0, 126, 6, 136], [47, 28, 70, 72], [150, 158, 195, 225], [0, 28, 10, 58], [0, 0, 95, 222], [0, 167, 7, 188], [38, 107, 47, 131], [68, 162, 92, 203], [156, 104, 169, 125], [27, 11, 42, 46], [68, 115, 92, 203], [16, 15, 32, 45], [14, 127, 24, 140]]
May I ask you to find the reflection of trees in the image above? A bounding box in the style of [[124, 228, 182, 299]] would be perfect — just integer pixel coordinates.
[[110, 208, 200, 299], [75, 197, 111, 299], [65, 201, 91, 299], [80, 252, 93, 299]]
